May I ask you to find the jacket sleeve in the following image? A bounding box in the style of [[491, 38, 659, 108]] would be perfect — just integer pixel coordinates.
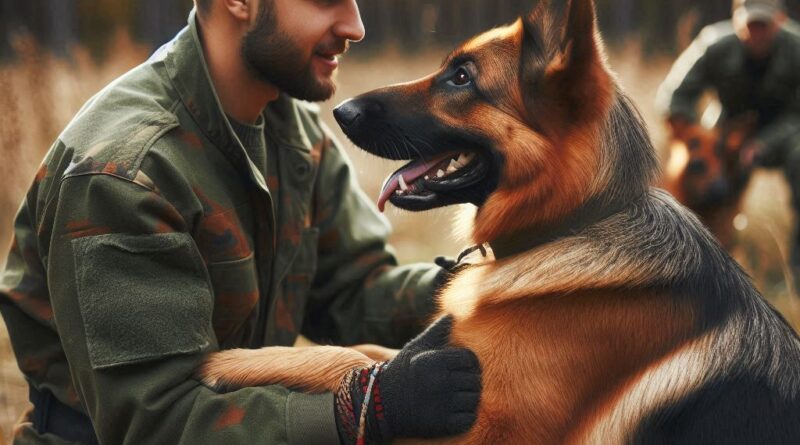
[[656, 27, 715, 122], [40, 173, 338, 445], [303, 128, 444, 348], [754, 92, 800, 163]]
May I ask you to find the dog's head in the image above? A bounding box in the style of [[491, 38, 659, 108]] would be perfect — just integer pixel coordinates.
[[667, 114, 757, 209], [334, 0, 657, 243]]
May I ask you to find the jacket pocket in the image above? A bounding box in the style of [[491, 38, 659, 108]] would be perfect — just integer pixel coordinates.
[[72, 232, 215, 370], [207, 253, 260, 346]]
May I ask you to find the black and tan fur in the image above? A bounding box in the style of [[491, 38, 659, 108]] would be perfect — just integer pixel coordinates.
[[200, 0, 800, 443]]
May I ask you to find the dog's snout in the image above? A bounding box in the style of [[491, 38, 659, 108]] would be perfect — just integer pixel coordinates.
[[362, 99, 384, 116], [333, 100, 362, 128]]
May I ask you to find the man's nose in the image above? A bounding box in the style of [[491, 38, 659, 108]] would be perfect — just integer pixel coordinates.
[[333, 0, 366, 43]]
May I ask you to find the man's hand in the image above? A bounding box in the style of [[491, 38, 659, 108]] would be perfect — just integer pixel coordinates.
[[335, 315, 482, 444]]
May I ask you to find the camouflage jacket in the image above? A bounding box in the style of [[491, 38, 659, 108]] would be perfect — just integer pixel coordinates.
[[657, 20, 800, 161], [0, 10, 442, 445]]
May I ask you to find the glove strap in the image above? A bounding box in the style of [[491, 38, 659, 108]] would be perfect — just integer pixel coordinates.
[[336, 362, 389, 445], [335, 369, 359, 443], [356, 362, 388, 444]]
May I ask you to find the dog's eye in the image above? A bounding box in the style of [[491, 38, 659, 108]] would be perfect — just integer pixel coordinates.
[[449, 67, 472, 87]]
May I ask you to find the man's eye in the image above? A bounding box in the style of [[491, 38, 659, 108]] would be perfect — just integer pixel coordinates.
[[449, 67, 472, 87]]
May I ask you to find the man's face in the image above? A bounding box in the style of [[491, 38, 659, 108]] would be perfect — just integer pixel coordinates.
[[736, 17, 781, 58], [241, 0, 364, 102]]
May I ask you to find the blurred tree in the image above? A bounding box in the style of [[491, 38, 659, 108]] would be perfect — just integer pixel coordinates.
[[3, 0, 800, 63], [357, 0, 390, 46], [135, 0, 193, 48], [0, 0, 15, 59], [46, 0, 77, 57], [596, 0, 635, 44], [0, 0, 76, 60], [77, 0, 133, 59]]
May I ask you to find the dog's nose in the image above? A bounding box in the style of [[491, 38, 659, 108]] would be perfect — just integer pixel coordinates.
[[333, 100, 363, 129], [334, 98, 385, 129]]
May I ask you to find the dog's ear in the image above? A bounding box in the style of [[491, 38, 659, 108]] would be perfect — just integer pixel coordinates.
[[520, 1, 552, 68], [520, 0, 610, 131], [553, 0, 599, 72]]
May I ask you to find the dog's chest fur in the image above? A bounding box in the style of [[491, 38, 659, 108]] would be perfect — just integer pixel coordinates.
[[439, 273, 704, 443]]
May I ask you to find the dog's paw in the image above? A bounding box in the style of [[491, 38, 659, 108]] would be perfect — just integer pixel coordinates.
[[195, 352, 241, 392]]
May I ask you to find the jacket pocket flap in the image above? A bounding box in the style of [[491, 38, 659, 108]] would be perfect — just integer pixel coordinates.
[[72, 232, 215, 370]]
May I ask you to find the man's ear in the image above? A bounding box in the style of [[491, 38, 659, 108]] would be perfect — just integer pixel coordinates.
[[223, 0, 257, 23]]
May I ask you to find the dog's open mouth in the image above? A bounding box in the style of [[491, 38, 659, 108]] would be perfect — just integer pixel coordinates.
[[378, 150, 488, 211]]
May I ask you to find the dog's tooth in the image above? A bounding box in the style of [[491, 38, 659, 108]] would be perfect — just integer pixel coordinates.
[[399, 175, 409, 191], [447, 161, 460, 173], [395, 189, 404, 196], [437, 169, 445, 178], [457, 153, 468, 164], [425, 175, 430, 181]]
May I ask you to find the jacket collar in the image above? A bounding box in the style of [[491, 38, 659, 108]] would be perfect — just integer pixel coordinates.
[[158, 9, 314, 176]]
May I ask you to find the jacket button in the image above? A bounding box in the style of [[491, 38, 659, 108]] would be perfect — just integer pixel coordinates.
[[295, 162, 310, 179]]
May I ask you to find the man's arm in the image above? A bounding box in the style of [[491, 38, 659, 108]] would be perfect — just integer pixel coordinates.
[[750, 90, 800, 166], [40, 173, 336, 444], [303, 126, 445, 348], [656, 25, 717, 133]]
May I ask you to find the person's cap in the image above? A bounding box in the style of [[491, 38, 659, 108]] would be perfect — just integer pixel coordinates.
[[733, 0, 785, 24]]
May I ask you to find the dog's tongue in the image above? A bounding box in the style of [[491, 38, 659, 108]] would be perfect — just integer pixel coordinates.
[[377, 152, 455, 212]]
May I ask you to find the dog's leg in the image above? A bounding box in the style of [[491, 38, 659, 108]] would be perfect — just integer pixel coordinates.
[[350, 344, 400, 362], [295, 334, 400, 362], [198, 346, 374, 393]]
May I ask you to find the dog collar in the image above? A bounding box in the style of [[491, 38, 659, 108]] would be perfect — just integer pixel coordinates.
[[487, 197, 634, 260]]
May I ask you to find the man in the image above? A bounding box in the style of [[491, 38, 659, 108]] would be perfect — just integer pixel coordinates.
[[657, 0, 800, 275], [0, 1, 481, 444]]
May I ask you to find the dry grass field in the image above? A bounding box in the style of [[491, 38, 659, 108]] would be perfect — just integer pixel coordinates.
[[1, 35, 798, 440]]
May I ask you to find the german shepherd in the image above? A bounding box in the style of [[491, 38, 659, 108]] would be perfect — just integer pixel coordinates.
[[200, 0, 800, 443], [663, 115, 756, 249]]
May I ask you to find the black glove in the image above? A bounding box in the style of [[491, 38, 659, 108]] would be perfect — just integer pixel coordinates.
[[335, 315, 481, 444]]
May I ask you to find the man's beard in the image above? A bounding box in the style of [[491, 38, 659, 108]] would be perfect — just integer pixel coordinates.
[[241, 4, 342, 102]]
